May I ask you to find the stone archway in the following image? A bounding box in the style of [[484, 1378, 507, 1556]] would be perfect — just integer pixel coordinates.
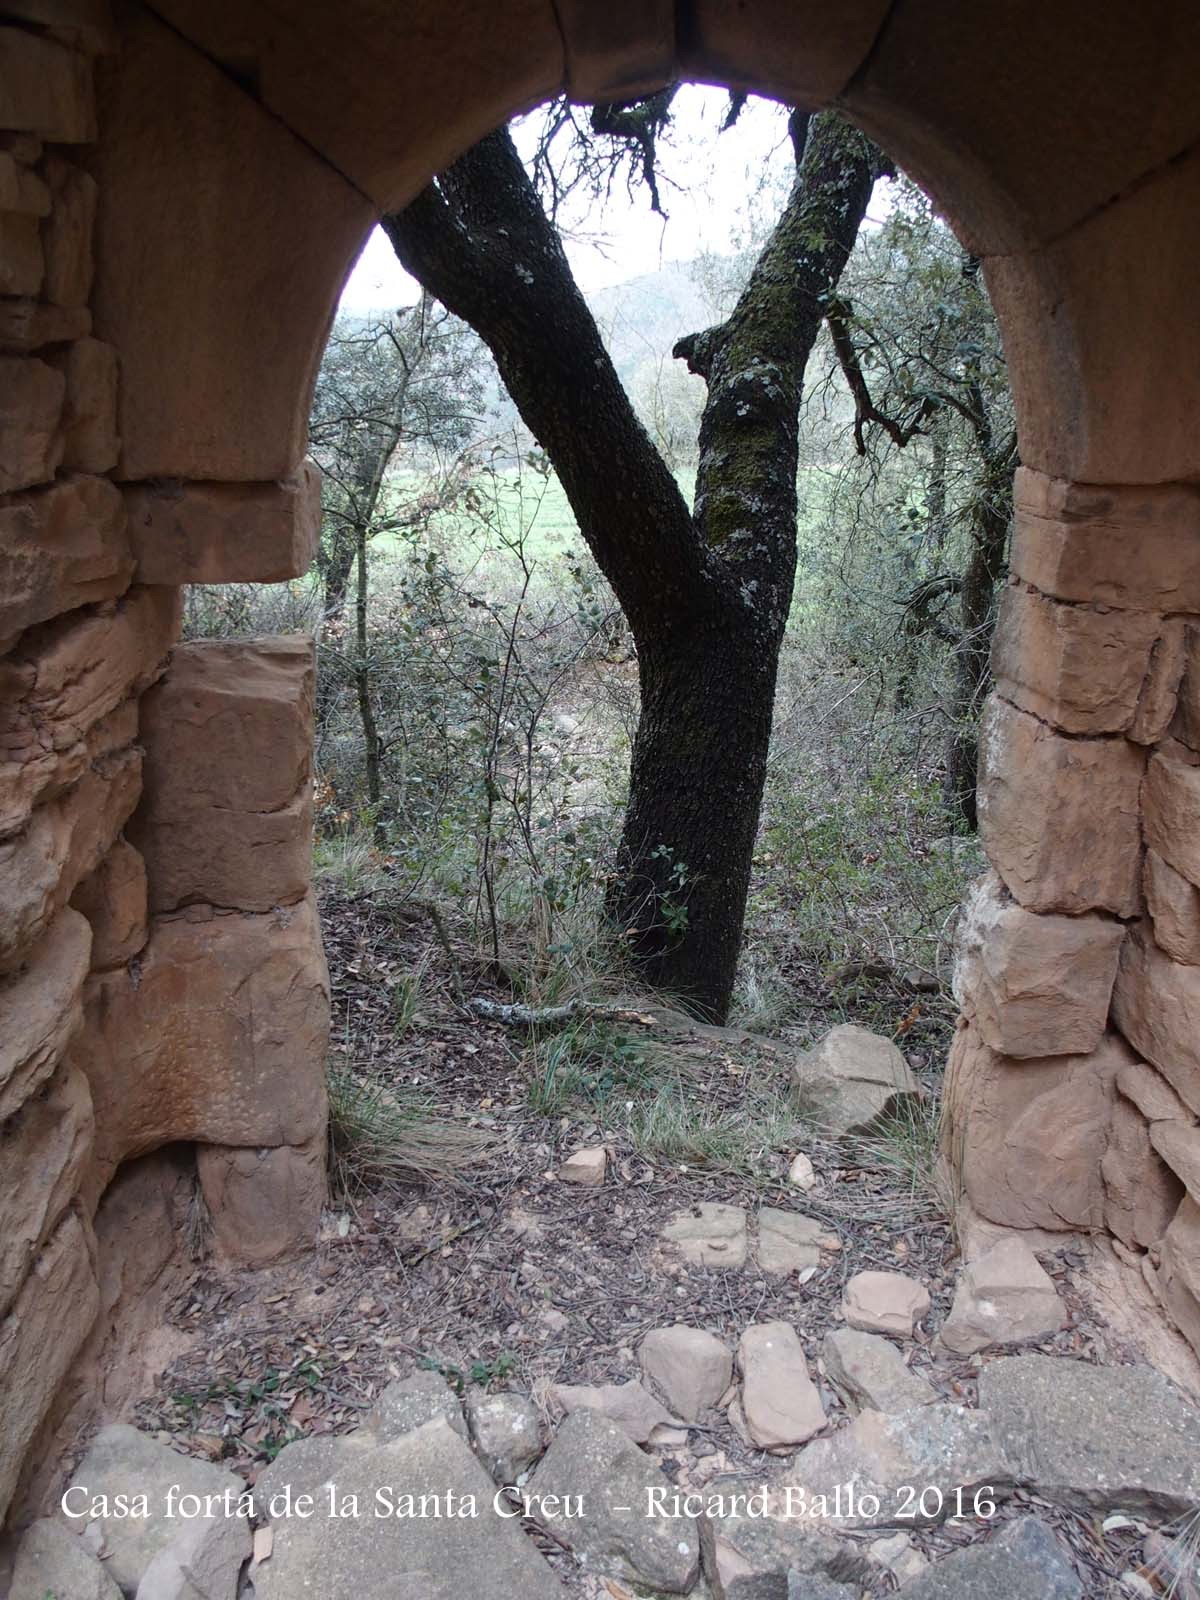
[[3, 0, 1200, 1525]]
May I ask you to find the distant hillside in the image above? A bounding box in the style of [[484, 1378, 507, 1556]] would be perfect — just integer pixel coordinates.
[[586, 261, 713, 386]]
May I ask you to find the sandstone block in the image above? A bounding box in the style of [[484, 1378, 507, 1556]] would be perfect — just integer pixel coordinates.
[[939, 1235, 1065, 1354], [74, 893, 329, 1194], [990, 582, 1161, 734], [558, 1145, 606, 1186], [638, 1324, 732, 1421], [0, 905, 90, 1121], [1116, 1059, 1193, 1124], [1144, 749, 1200, 890], [955, 872, 1123, 1058], [1150, 1122, 1200, 1202], [738, 1320, 826, 1449], [890, 1518, 1081, 1600], [124, 462, 322, 584], [130, 636, 314, 914], [843, 1271, 930, 1337], [0, 1059, 92, 1317], [1102, 1095, 1185, 1250], [464, 1390, 542, 1484], [364, 1371, 467, 1443], [700, 1480, 871, 1597], [0, 296, 90, 351], [0, 150, 50, 213], [0, 26, 95, 140], [0, 474, 133, 653], [821, 1328, 936, 1414], [134, 1497, 252, 1600], [548, 1379, 677, 1445], [1010, 469, 1200, 612], [756, 1206, 823, 1275], [661, 1201, 748, 1268], [790, 1023, 918, 1136], [0, 1210, 98, 1523], [70, 836, 147, 969], [50, 335, 119, 472], [0, 209, 43, 295], [10, 1517, 123, 1600], [1159, 1197, 1200, 1360], [1144, 849, 1200, 965], [196, 1136, 325, 1266], [1175, 623, 1200, 751], [41, 153, 97, 305], [0, 354, 64, 492], [1130, 619, 1188, 744], [942, 1023, 1125, 1232], [977, 696, 1144, 917], [1112, 924, 1200, 1115]]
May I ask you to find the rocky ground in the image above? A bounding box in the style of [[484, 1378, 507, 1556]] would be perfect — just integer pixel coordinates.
[[13, 889, 1200, 1599]]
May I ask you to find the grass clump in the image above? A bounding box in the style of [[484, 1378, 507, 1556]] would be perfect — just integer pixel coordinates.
[[327, 1066, 494, 1200]]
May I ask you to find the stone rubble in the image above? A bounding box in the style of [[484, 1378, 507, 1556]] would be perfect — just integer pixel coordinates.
[[638, 1324, 733, 1422], [789, 1023, 920, 1137], [939, 1234, 1066, 1354], [843, 1270, 931, 1337], [737, 1321, 827, 1449], [822, 1328, 937, 1414], [557, 1145, 607, 1186]]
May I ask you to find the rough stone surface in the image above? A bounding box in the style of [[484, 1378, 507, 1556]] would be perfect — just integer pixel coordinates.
[[548, 1379, 677, 1445], [196, 1136, 326, 1266], [51, 336, 120, 474], [364, 1370, 467, 1442], [662, 1202, 749, 1268], [990, 581, 1161, 735], [66, 1425, 248, 1596], [789, 1024, 918, 1137], [894, 1517, 1082, 1599], [9, 1517, 123, 1600], [558, 1145, 606, 1186], [0, 30, 95, 141], [0, 353, 65, 492], [1112, 924, 1200, 1114], [939, 1235, 1066, 1354], [0, 905, 90, 1122], [1145, 849, 1200, 965], [0, 297, 90, 353], [787, 1152, 816, 1190], [1117, 1058, 1194, 1124], [821, 1328, 937, 1414], [526, 1406, 699, 1594], [42, 154, 97, 306], [70, 837, 148, 970], [134, 1496, 252, 1600], [464, 1390, 542, 1484], [1150, 1122, 1200, 1201], [955, 872, 1123, 1058], [1159, 1198, 1200, 1358], [843, 1272, 931, 1338], [1144, 749, 1200, 890], [0, 474, 132, 652], [979, 1354, 1200, 1516], [700, 1484, 871, 1600], [130, 637, 315, 915], [737, 1321, 826, 1449], [1102, 1095, 1186, 1250], [756, 1207, 823, 1276], [977, 697, 1144, 917], [0, 209, 43, 296], [868, 1530, 929, 1585], [124, 463, 322, 584], [639, 1324, 732, 1422], [74, 894, 330, 1194], [255, 1418, 568, 1600], [1130, 619, 1188, 745]]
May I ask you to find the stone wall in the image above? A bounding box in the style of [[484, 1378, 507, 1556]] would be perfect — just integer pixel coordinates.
[[946, 469, 1200, 1360], [0, 9, 328, 1525]]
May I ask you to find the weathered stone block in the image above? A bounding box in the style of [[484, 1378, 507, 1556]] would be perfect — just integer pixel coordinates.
[[955, 872, 1123, 1058], [1112, 924, 1200, 1115], [124, 460, 322, 584], [0, 26, 95, 141], [1150, 1122, 1200, 1203], [978, 696, 1144, 917], [1009, 469, 1200, 611], [0, 296, 89, 352], [70, 836, 147, 969], [1129, 619, 1188, 745], [1116, 1058, 1193, 1124], [1144, 747, 1200, 890], [1102, 1095, 1185, 1249], [0, 209, 43, 295], [0, 474, 132, 652], [0, 354, 64, 492], [0, 1209, 99, 1524], [0, 151, 50, 213], [0, 905, 89, 1122], [990, 581, 1161, 735], [943, 1021, 1125, 1232], [73, 892, 329, 1196], [41, 154, 96, 305], [49, 335, 119, 472], [1159, 1197, 1200, 1361], [196, 1135, 326, 1266], [1145, 849, 1200, 965], [130, 636, 315, 914], [0, 1058, 92, 1316]]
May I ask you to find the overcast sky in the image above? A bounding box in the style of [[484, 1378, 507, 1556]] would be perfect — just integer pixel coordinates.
[[339, 86, 800, 311]]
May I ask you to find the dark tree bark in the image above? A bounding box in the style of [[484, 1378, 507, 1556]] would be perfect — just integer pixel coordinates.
[[383, 111, 879, 1020]]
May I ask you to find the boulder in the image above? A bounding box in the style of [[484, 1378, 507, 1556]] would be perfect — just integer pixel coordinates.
[[843, 1272, 930, 1338], [893, 1517, 1081, 1599], [821, 1329, 936, 1414], [196, 1137, 325, 1266], [364, 1370, 468, 1442], [939, 1236, 1065, 1354], [129, 637, 315, 915], [1112, 924, 1200, 1114], [557, 1146, 606, 1186], [661, 1202, 749, 1268], [464, 1390, 542, 1483], [70, 837, 148, 970], [0, 905, 90, 1121], [978, 1354, 1200, 1516], [756, 1207, 823, 1275], [790, 1024, 918, 1137], [548, 1379, 677, 1446], [10, 1517, 123, 1600], [699, 1484, 870, 1600], [639, 1325, 732, 1422], [954, 873, 1123, 1058], [525, 1406, 699, 1594], [0, 474, 132, 652], [977, 697, 1144, 918], [1143, 749, 1200, 890], [737, 1321, 826, 1449]]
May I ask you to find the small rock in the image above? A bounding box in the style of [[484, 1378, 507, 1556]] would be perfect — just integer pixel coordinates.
[[787, 1152, 817, 1190], [756, 1208, 823, 1276], [136, 1504, 251, 1600], [10, 1518, 123, 1600], [363, 1369, 468, 1441], [869, 1530, 929, 1584], [699, 1481, 869, 1599], [559, 1146, 606, 1187], [894, 1517, 1081, 1598], [465, 1390, 542, 1484], [639, 1325, 732, 1422], [822, 1328, 937, 1414], [737, 1322, 826, 1449], [940, 1235, 1066, 1354], [526, 1407, 699, 1594], [549, 1379, 679, 1445], [790, 1024, 919, 1137], [661, 1203, 749, 1268], [843, 1271, 930, 1337]]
